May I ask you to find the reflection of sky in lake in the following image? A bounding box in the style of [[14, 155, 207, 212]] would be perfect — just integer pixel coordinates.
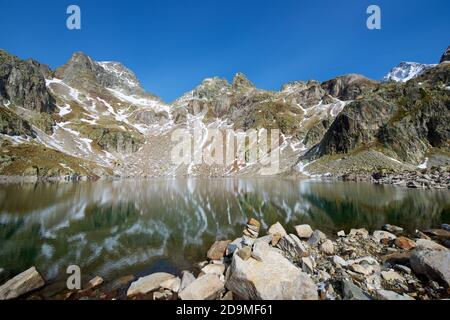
[[0, 179, 449, 284]]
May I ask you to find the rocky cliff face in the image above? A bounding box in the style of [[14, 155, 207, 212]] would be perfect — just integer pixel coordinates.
[[440, 46, 450, 63], [0, 45, 449, 179]]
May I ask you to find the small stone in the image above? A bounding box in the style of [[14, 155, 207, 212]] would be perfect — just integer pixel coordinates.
[[87, 276, 104, 289], [226, 238, 243, 256], [394, 265, 412, 275], [160, 277, 181, 293], [268, 222, 287, 237], [301, 256, 316, 274], [381, 270, 405, 282], [377, 289, 415, 300], [236, 246, 252, 261], [349, 228, 369, 237], [382, 224, 404, 235], [179, 271, 196, 292], [294, 224, 314, 239], [320, 240, 335, 255], [242, 235, 255, 247], [179, 274, 224, 300], [337, 230, 346, 237], [127, 273, 175, 297], [415, 230, 431, 240], [332, 255, 348, 267], [0, 267, 45, 300], [350, 264, 374, 276], [416, 239, 448, 251], [207, 240, 231, 260], [442, 224, 450, 232], [243, 228, 258, 238], [395, 237, 416, 250], [201, 264, 226, 276], [373, 230, 397, 243], [307, 230, 327, 247], [247, 218, 261, 229]]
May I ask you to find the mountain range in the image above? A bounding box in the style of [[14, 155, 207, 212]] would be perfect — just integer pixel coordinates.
[[0, 46, 449, 180]]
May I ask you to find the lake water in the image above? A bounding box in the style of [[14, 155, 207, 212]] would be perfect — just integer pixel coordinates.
[[0, 179, 449, 292]]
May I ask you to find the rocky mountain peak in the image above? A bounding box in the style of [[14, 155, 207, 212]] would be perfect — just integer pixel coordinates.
[[383, 62, 436, 83], [232, 72, 255, 91], [440, 46, 450, 63]]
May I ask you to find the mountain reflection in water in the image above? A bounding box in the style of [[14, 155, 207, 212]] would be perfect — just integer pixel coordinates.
[[0, 179, 449, 284]]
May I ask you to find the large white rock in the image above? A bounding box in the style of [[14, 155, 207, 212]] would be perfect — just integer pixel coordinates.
[[201, 264, 226, 276], [268, 222, 287, 237], [373, 230, 397, 243], [226, 241, 318, 300], [179, 274, 224, 300], [127, 272, 175, 297], [294, 224, 314, 239], [415, 239, 448, 251], [0, 267, 45, 300]]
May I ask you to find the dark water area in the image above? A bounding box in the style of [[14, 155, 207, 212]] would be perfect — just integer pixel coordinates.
[[0, 178, 449, 294]]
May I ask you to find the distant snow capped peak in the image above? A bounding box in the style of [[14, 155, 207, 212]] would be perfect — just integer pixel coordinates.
[[383, 62, 436, 83]]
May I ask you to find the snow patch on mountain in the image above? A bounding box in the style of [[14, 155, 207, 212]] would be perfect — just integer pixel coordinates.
[[383, 62, 436, 83]]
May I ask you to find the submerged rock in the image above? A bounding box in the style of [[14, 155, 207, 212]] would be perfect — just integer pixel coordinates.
[[179, 274, 224, 300], [0, 267, 45, 300], [226, 242, 317, 300]]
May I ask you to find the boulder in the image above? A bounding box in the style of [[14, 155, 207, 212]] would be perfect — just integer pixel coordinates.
[[373, 230, 397, 243], [160, 277, 181, 293], [207, 240, 231, 260], [410, 250, 450, 287], [342, 280, 372, 300], [294, 224, 314, 239], [320, 240, 335, 255], [307, 230, 327, 247], [127, 272, 175, 297], [179, 271, 196, 292], [201, 264, 226, 276], [376, 289, 414, 300], [425, 229, 450, 239], [268, 222, 287, 237], [395, 237, 416, 250], [415, 239, 448, 251], [0, 267, 45, 300], [278, 234, 309, 258], [226, 243, 318, 300], [179, 274, 224, 300]]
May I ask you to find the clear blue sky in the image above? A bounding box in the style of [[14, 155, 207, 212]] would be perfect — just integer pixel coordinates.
[[1, 0, 449, 102]]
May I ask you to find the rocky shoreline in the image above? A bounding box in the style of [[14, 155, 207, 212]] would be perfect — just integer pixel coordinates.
[[341, 167, 450, 190], [1, 219, 449, 301]]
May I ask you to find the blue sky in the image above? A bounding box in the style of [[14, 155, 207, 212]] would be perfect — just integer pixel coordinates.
[[1, 0, 449, 102]]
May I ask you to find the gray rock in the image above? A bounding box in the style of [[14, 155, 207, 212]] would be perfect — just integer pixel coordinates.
[[226, 242, 318, 300], [415, 239, 448, 251], [348, 228, 369, 237], [382, 224, 404, 235], [376, 289, 415, 300], [179, 274, 224, 300], [226, 238, 243, 256], [410, 250, 450, 287], [179, 271, 196, 292], [127, 272, 175, 297], [320, 240, 335, 255], [342, 280, 372, 300], [442, 224, 450, 232], [301, 256, 316, 274], [0, 267, 45, 300], [201, 264, 226, 276], [278, 234, 309, 258], [307, 230, 327, 247], [160, 277, 181, 293], [332, 255, 348, 267]]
